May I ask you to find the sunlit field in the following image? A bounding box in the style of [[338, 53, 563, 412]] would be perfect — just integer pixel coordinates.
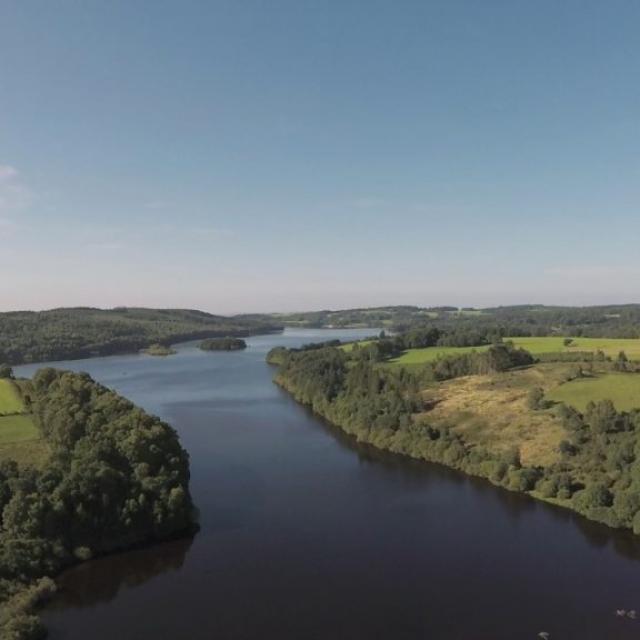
[[0, 379, 25, 415], [546, 372, 640, 412], [386, 336, 640, 366]]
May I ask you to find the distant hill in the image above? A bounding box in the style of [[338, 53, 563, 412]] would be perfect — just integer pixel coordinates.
[[0, 307, 282, 365], [4, 303, 640, 367], [270, 304, 640, 338]]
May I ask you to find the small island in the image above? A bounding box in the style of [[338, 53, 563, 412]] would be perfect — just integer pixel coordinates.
[[142, 343, 177, 356], [200, 337, 247, 351]]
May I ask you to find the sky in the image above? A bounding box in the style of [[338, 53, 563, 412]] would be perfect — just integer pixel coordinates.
[[1, 1, 639, 313]]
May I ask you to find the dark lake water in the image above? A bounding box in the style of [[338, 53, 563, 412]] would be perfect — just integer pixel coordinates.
[[14, 328, 640, 639]]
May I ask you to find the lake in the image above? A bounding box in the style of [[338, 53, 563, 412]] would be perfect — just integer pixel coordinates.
[[14, 328, 640, 639]]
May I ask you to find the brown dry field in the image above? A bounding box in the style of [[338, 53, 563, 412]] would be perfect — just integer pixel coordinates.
[[419, 364, 576, 467]]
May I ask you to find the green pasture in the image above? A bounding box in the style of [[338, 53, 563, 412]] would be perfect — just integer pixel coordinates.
[[0, 379, 25, 414], [0, 380, 45, 465], [546, 373, 640, 412], [384, 336, 640, 367], [388, 345, 490, 365], [509, 337, 640, 359], [0, 414, 39, 444]]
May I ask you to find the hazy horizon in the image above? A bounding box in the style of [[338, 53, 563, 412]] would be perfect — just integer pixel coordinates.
[[3, 296, 640, 317], [2, 1, 638, 312]]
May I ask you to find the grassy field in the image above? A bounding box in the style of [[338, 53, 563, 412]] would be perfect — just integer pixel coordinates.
[[0, 379, 26, 415], [385, 336, 640, 367], [0, 380, 47, 466], [420, 364, 572, 466], [0, 413, 47, 467], [546, 372, 640, 412], [388, 345, 490, 365], [0, 414, 40, 444], [0, 438, 49, 467], [510, 336, 640, 359]]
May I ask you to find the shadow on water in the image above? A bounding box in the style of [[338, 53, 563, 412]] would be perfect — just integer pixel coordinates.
[[296, 398, 640, 564], [48, 536, 194, 610], [43, 387, 640, 635]]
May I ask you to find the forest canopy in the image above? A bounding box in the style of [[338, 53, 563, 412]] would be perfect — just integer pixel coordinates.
[[0, 369, 196, 639], [0, 307, 281, 366]]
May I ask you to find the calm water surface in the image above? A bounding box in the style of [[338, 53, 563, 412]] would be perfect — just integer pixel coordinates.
[[14, 328, 640, 639]]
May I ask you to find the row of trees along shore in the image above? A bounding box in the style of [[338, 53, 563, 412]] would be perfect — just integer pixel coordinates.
[[268, 340, 640, 537]]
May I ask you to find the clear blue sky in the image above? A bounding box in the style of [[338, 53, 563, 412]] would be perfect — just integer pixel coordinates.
[[1, 1, 638, 313]]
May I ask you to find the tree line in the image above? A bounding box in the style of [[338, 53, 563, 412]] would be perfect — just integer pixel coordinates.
[[0, 307, 281, 366], [269, 340, 640, 541], [273, 303, 640, 339], [0, 369, 196, 639]]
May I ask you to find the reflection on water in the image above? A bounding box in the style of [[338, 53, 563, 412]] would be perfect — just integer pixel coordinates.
[[49, 537, 194, 609], [313, 406, 640, 562]]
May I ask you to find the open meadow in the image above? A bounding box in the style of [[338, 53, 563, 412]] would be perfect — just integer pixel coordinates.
[[510, 336, 640, 359], [0, 414, 40, 443], [388, 344, 489, 365], [0, 378, 47, 466], [386, 336, 640, 367], [546, 372, 640, 412], [419, 363, 574, 467], [0, 379, 26, 414]]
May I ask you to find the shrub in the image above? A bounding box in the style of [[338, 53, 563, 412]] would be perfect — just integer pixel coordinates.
[[527, 387, 545, 410]]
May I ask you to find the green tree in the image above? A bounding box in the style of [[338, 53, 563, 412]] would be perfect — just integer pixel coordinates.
[[0, 364, 13, 379]]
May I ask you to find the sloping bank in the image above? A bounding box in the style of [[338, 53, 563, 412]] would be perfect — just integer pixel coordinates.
[[0, 369, 197, 640], [267, 343, 640, 538]]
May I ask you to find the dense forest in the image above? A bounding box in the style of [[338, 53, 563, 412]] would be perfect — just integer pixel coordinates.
[[0, 308, 281, 366], [269, 338, 640, 538], [271, 304, 640, 338], [0, 369, 196, 639]]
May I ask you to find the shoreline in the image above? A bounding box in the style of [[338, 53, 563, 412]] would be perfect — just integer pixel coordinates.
[[273, 375, 637, 538], [7, 328, 284, 368]]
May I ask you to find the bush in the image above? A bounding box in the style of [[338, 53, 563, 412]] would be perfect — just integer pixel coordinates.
[[613, 492, 640, 525], [574, 484, 613, 511], [527, 387, 545, 410], [0, 365, 13, 379]]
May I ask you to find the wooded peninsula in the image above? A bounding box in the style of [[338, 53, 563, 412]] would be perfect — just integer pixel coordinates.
[[0, 367, 196, 639], [268, 313, 640, 538]]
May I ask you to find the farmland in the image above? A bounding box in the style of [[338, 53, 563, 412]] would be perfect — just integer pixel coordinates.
[[0, 378, 46, 465], [546, 372, 640, 412], [0, 414, 39, 443], [510, 336, 640, 359], [0, 379, 25, 414], [388, 344, 490, 365], [386, 336, 640, 367]]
